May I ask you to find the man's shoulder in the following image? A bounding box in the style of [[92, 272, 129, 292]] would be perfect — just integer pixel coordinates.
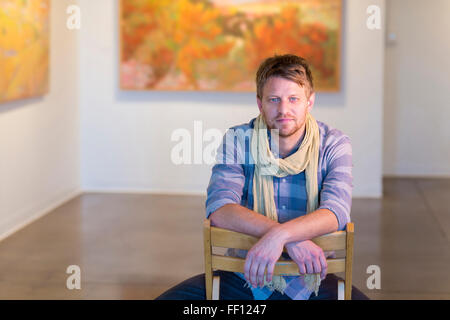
[[216, 118, 256, 164], [316, 120, 352, 149], [223, 118, 257, 145], [227, 118, 256, 132]]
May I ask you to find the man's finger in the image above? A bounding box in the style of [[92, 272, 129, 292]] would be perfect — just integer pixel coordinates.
[[256, 260, 267, 288], [305, 260, 314, 274], [298, 263, 306, 275], [249, 257, 260, 288], [318, 252, 328, 280], [312, 257, 322, 275], [244, 255, 253, 283], [266, 261, 276, 283]]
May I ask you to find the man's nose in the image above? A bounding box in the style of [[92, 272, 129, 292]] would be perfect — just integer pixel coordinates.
[[277, 98, 290, 114]]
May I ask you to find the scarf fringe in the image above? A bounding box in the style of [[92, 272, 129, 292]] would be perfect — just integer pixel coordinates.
[[304, 273, 321, 297], [244, 274, 321, 297], [244, 275, 287, 295]]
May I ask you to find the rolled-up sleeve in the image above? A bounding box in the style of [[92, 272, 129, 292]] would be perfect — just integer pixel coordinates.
[[205, 130, 246, 218], [205, 127, 245, 218], [205, 163, 245, 218], [318, 135, 353, 231]]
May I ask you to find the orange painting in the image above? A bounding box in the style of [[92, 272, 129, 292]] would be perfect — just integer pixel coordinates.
[[0, 0, 50, 103], [120, 0, 341, 92]]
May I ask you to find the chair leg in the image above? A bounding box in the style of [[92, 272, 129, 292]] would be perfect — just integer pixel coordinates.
[[205, 269, 213, 300], [212, 276, 220, 300], [337, 279, 345, 300]]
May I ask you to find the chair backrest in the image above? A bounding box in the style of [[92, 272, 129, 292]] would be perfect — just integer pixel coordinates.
[[203, 219, 354, 300]]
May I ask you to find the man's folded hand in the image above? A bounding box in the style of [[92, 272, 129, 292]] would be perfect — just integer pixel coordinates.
[[285, 240, 328, 280]]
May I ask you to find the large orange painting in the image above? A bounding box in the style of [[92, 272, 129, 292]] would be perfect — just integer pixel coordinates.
[[0, 0, 50, 103], [120, 0, 341, 92]]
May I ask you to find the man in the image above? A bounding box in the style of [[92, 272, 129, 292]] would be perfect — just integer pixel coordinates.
[[156, 54, 368, 300]]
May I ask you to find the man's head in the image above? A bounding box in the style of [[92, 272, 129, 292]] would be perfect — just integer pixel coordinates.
[[256, 54, 315, 138]]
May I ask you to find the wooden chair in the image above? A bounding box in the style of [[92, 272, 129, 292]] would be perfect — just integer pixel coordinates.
[[203, 219, 354, 300]]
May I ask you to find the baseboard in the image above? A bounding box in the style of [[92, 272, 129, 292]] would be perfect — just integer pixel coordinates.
[[383, 174, 450, 179], [81, 188, 206, 197], [0, 188, 82, 243]]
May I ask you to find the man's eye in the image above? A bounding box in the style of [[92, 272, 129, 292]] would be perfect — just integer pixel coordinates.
[[269, 98, 280, 103], [289, 97, 299, 102]]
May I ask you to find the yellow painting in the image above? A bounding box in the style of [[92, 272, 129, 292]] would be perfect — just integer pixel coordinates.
[[120, 0, 341, 92], [0, 0, 50, 103]]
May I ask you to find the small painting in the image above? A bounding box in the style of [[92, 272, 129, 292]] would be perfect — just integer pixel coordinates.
[[0, 0, 50, 103]]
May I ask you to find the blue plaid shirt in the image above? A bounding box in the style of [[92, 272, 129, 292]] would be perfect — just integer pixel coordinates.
[[205, 117, 353, 300]]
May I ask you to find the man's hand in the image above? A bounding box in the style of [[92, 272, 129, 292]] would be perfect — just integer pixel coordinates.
[[285, 240, 328, 280], [243, 226, 288, 288]]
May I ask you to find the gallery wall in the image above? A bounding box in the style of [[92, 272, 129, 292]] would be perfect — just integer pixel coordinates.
[[0, 0, 80, 240], [79, 0, 385, 198], [383, 0, 450, 177]]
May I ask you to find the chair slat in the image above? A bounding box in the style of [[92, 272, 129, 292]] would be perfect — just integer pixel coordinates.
[[211, 255, 345, 275], [311, 231, 346, 251], [211, 226, 347, 251], [211, 227, 258, 251]]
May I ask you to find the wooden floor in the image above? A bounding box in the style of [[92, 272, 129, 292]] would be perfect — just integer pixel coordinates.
[[0, 177, 449, 299]]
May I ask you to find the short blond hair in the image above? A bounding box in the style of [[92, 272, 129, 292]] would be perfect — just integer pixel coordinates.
[[256, 54, 314, 99]]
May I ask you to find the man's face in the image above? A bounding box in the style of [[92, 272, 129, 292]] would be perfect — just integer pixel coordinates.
[[257, 76, 315, 138]]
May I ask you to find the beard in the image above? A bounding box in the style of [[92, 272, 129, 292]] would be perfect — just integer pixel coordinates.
[[261, 113, 304, 138]]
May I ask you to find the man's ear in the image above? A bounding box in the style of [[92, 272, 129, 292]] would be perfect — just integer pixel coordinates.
[[307, 92, 316, 112], [256, 97, 263, 112]]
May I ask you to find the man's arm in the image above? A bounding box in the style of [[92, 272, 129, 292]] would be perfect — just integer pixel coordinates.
[[210, 204, 338, 287], [209, 203, 277, 238], [210, 203, 340, 288], [210, 204, 338, 242], [274, 208, 339, 243]]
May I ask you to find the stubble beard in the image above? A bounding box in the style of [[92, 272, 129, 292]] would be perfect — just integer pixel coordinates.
[[261, 113, 302, 138]]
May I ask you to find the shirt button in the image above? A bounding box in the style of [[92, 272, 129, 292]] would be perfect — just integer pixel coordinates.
[[282, 178, 286, 183], [281, 205, 286, 210]]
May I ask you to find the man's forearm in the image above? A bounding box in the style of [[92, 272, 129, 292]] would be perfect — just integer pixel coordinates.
[[279, 209, 339, 244], [209, 203, 278, 238], [210, 204, 339, 244]]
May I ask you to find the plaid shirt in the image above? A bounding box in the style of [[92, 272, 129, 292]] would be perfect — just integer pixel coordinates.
[[205, 117, 353, 300]]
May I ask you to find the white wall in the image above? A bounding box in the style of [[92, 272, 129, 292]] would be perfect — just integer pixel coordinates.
[[384, 0, 450, 176], [0, 0, 80, 240], [79, 0, 385, 198]]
